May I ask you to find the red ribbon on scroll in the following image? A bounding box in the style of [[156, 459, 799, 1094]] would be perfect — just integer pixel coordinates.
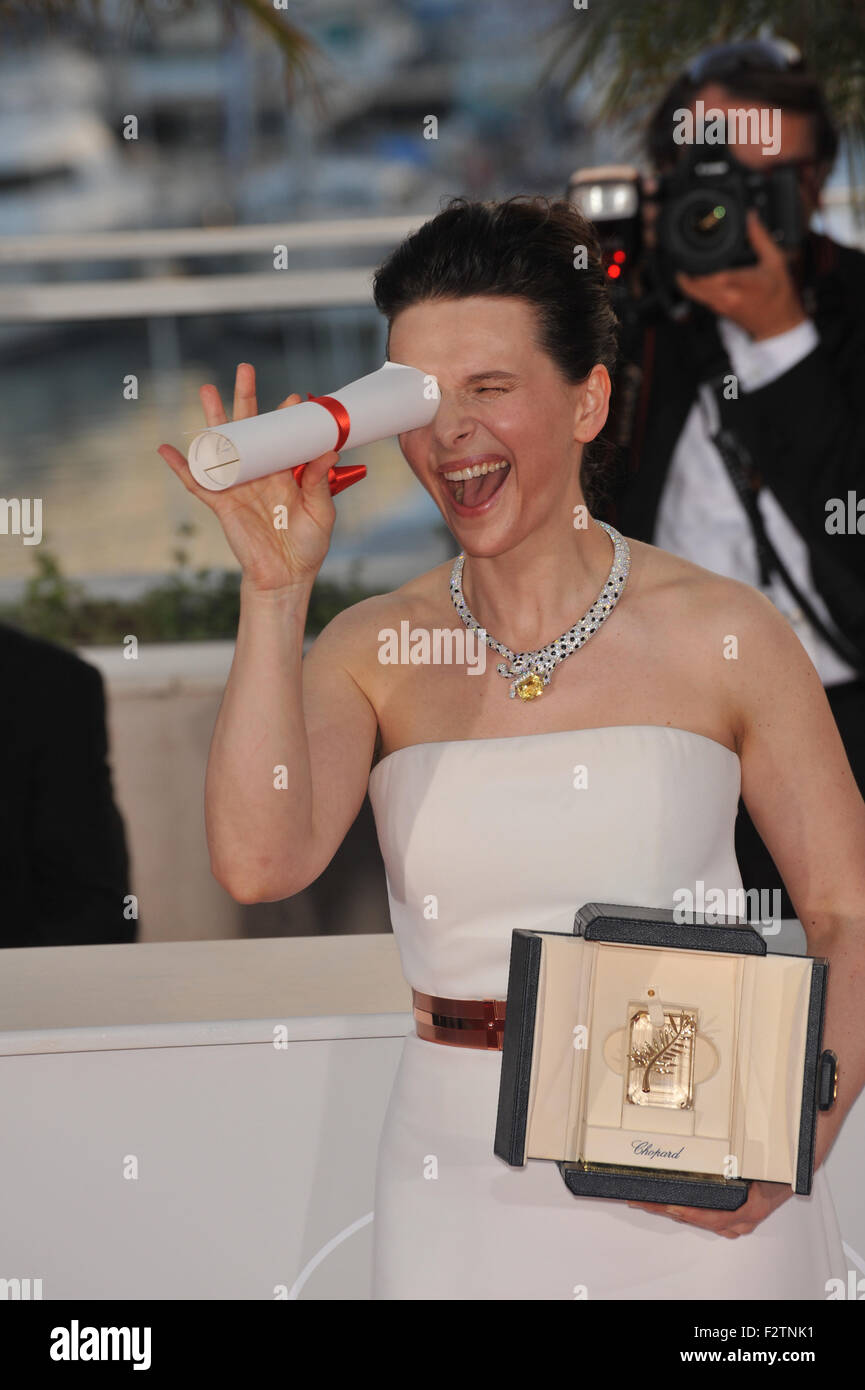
[[306, 392, 351, 450], [290, 392, 366, 497]]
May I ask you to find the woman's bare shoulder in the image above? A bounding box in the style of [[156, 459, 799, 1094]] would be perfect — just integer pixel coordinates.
[[631, 538, 822, 711], [628, 537, 787, 632], [624, 540, 820, 753]]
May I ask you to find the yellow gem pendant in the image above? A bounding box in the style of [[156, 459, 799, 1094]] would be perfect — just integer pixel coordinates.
[[449, 520, 632, 703], [515, 672, 544, 701]]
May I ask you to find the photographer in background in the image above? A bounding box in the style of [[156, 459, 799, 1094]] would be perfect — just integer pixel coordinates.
[[576, 38, 865, 920]]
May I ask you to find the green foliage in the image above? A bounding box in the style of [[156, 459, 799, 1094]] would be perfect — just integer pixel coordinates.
[[0, 530, 382, 648]]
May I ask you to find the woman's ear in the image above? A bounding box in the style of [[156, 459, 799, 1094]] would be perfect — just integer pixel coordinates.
[[573, 364, 612, 444]]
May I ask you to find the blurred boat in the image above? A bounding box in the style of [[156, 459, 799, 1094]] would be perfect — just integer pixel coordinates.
[[0, 47, 152, 239]]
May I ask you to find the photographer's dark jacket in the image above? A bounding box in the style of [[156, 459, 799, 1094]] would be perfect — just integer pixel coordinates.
[[598, 231, 865, 672]]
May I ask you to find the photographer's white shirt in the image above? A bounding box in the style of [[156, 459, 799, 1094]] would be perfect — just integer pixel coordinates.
[[654, 315, 858, 686]]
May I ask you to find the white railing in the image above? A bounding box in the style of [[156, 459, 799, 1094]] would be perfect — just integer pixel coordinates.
[[0, 216, 429, 264], [0, 214, 433, 321], [0, 196, 861, 322]]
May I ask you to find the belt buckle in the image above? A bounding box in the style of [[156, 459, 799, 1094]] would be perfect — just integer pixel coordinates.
[[482, 997, 505, 1049]]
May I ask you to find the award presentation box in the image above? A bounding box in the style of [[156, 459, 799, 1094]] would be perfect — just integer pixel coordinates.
[[495, 903, 839, 1210]]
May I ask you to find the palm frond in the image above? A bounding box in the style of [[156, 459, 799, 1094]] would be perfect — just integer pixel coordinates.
[[629, 1012, 695, 1093]]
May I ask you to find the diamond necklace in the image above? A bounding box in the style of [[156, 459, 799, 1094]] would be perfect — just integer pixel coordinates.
[[448, 518, 631, 701]]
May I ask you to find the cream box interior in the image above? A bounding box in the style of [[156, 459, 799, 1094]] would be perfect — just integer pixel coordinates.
[[525, 934, 815, 1183]]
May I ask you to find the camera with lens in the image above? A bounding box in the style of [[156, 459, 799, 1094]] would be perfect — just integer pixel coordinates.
[[656, 142, 802, 276], [568, 144, 803, 315]]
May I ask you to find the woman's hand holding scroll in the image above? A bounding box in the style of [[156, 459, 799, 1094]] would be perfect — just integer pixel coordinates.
[[158, 362, 339, 595]]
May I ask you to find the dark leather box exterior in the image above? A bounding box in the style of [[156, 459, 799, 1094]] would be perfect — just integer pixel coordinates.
[[494, 903, 828, 1211], [573, 900, 768, 955]]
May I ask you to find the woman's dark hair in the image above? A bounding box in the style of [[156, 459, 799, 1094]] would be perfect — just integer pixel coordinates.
[[372, 195, 620, 512], [647, 64, 839, 173]]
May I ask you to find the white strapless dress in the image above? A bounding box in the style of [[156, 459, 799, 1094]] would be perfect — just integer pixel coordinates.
[[366, 725, 846, 1300]]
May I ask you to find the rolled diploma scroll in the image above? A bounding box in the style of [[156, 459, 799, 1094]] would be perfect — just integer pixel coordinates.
[[187, 361, 440, 491]]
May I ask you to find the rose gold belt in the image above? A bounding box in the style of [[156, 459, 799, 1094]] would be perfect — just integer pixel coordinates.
[[411, 989, 507, 1050]]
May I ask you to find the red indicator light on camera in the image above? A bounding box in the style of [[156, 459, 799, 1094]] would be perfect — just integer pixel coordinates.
[[612, 250, 627, 264], [607, 264, 622, 279]]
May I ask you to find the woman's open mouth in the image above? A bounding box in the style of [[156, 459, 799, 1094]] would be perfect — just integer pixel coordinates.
[[441, 459, 511, 515]]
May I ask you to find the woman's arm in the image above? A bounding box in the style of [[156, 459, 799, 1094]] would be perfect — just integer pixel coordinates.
[[631, 579, 865, 1237], [159, 362, 381, 904], [731, 586, 865, 1172], [207, 585, 380, 902]]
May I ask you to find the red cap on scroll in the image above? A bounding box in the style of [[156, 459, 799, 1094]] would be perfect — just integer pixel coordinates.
[[290, 462, 367, 496]]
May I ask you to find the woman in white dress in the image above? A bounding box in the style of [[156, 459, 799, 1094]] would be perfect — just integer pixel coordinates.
[[159, 196, 865, 1300]]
